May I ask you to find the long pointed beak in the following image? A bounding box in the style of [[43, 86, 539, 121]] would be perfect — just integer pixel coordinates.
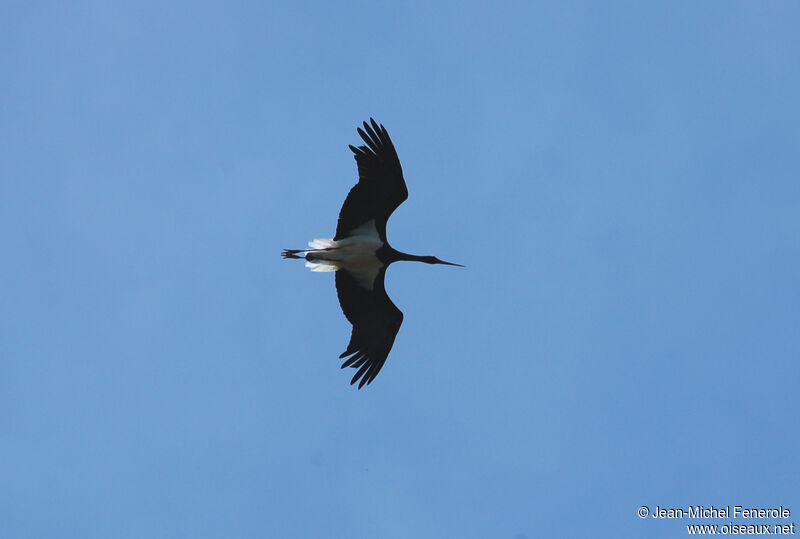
[[435, 258, 465, 267]]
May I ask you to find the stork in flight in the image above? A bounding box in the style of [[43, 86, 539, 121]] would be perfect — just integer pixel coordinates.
[[282, 119, 463, 388]]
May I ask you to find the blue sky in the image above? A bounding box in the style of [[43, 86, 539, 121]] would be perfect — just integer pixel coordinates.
[[2, 2, 798, 538]]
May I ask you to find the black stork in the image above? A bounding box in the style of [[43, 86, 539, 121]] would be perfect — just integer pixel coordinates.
[[282, 119, 463, 388]]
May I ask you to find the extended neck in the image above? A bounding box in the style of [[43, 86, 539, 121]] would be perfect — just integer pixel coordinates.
[[385, 247, 464, 267], [394, 250, 431, 263]]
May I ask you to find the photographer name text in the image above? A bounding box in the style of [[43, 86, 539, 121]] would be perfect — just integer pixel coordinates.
[[650, 506, 791, 519]]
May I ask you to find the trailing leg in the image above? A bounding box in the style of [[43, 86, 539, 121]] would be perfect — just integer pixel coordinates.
[[281, 249, 306, 259]]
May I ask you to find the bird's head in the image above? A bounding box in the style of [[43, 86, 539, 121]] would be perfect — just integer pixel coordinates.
[[422, 255, 464, 267]]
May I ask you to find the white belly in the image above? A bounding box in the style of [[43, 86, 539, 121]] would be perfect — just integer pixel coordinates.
[[304, 220, 383, 289]]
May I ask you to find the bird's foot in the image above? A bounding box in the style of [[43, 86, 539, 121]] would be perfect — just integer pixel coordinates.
[[281, 249, 304, 259]]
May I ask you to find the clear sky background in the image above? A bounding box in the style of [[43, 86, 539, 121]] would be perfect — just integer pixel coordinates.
[[2, 2, 798, 538]]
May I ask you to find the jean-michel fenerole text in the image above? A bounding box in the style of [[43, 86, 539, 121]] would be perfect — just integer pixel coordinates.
[[651, 506, 791, 519]]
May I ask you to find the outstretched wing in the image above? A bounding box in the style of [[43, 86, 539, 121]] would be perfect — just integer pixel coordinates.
[[335, 267, 403, 388], [335, 119, 408, 242]]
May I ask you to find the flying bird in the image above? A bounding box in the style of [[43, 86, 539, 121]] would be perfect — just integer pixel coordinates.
[[282, 119, 463, 388]]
